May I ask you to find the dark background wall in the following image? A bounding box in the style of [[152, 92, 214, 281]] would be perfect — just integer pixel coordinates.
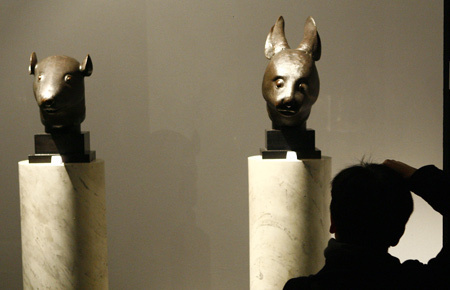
[[0, 1, 443, 289]]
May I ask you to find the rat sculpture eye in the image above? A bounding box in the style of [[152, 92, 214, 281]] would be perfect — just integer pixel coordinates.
[[298, 82, 306, 91], [64, 74, 72, 83], [37, 75, 42, 81], [275, 78, 284, 88]]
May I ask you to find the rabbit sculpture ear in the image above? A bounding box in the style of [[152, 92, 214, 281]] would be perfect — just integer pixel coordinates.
[[29, 52, 38, 75], [297, 16, 321, 61], [80, 54, 93, 77], [264, 16, 290, 59]]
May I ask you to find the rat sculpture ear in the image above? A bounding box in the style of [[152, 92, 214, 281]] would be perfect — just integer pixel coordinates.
[[297, 16, 321, 61], [80, 54, 93, 77], [264, 16, 290, 60], [29, 52, 37, 75]]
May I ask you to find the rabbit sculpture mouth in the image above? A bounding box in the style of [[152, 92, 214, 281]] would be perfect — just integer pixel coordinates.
[[262, 16, 321, 130], [43, 108, 58, 113], [276, 105, 299, 116]]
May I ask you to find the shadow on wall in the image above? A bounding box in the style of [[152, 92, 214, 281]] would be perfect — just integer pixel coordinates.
[[123, 129, 211, 289]]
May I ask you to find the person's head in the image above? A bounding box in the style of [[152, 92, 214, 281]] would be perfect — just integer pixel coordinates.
[[329, 163, 413, 249]]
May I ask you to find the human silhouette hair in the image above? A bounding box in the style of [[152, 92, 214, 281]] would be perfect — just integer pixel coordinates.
[[330, 163, 414, 248]]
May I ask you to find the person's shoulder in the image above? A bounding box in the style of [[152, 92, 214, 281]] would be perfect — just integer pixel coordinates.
[[283, 276, 312, 290], [400, 258, 427, 276]]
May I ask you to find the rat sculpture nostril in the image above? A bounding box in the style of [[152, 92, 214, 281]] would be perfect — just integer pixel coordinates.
[[42, 99, 54, 108]]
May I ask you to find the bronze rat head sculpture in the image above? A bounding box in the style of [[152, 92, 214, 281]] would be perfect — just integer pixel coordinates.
[[262, 16, 321, 129], [29, 52, 92, 133]]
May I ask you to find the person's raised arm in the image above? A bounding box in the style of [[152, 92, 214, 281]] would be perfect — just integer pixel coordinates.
[[383, 159, 450, 216], [384, 159, 449, 288], [383, 159, 417, 179]]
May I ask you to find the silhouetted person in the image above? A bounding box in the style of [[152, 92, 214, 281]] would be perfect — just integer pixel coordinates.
[[284, 160, 450, 289]]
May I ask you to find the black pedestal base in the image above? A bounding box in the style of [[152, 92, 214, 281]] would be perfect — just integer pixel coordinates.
[[261, 128, 321, 159], [28, 131, 96, 163], [29, 152, 96, 163], [261, 149, 321, 159]]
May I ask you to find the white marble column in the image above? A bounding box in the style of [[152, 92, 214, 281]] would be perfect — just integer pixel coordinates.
[[18, 159, 108, 290], [248, 156, 331, 290]]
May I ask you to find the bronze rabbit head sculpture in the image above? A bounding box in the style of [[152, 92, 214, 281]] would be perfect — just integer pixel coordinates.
[[262, 16, 321, 130]]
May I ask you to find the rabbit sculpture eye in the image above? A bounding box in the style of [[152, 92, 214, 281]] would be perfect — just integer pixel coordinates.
[[29, 52, 92, 133], [262, 16, 321, 130]]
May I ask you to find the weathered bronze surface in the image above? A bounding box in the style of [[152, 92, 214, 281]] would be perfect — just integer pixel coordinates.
[[29, 52, 93, 133], [262, 16, 321, 129]]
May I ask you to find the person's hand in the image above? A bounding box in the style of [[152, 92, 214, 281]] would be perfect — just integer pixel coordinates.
[[383, 159, 417, 179]]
